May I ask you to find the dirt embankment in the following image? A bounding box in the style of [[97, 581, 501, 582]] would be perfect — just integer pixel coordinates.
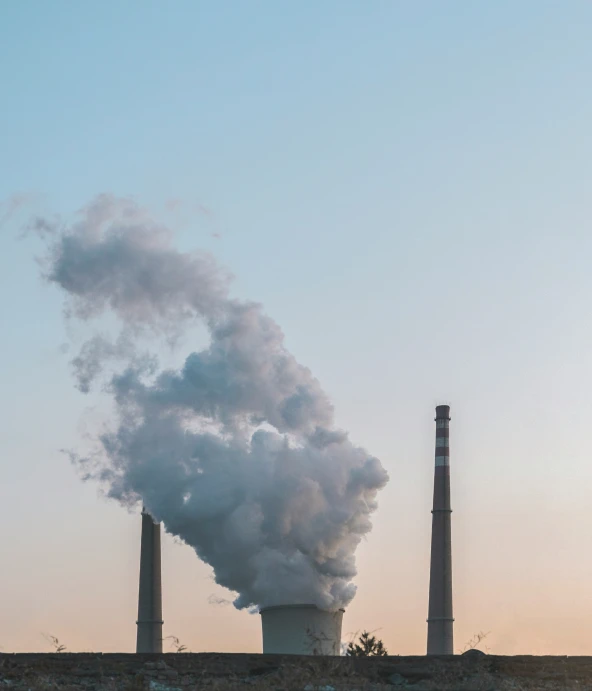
[[2, 652, 592, 690]]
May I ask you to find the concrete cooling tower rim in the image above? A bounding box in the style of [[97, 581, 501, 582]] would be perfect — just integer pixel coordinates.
[[259, 604, 346, 613]]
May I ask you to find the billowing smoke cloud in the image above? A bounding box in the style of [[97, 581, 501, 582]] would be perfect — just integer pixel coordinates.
[[39, 194, 388, 611]]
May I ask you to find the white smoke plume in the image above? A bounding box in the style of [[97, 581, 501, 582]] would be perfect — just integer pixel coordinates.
[[39, 194, 389, 611]]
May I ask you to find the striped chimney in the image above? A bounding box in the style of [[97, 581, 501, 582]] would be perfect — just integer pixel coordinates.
[[426, 404, 454, 655], [136, 508, 164, 653]]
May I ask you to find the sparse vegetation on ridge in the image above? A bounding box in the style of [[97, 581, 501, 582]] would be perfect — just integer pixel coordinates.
[[41, 633, 67, 653], [459, 630, 491, 655], [163, 635, 188, 653]]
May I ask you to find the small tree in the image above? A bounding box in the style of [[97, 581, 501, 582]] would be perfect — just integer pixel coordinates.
[[346, 630, 388, 657]]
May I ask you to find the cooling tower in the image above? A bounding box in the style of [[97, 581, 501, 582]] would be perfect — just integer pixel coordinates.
[[426, 404, 454, 655], [260, 605, 344, 655], [136, 508, 163, 653]]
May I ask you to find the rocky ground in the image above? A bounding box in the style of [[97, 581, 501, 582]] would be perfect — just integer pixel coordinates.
[[2, 652, 592, 691]]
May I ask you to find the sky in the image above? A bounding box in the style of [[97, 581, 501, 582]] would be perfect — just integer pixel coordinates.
[[1, 0, 592, 656]]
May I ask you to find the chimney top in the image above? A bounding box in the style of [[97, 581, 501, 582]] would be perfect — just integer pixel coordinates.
[[435, 404, 451, 421]]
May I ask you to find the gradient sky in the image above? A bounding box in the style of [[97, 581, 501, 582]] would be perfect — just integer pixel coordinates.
[[2, 0, 592, 656]]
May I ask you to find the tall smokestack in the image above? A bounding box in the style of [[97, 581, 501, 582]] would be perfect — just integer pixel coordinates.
[[136, 508, 163, 653], [426, 404, 454, 655]]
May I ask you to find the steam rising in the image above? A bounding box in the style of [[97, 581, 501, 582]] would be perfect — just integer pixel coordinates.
[[40, 195, 388, 611]]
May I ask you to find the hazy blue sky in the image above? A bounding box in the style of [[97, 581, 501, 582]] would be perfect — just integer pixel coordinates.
[[2, 1, 592, 654]]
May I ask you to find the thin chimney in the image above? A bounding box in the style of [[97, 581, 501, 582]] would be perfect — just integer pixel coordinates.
[[136, 508, 163, 653], [426, 404, 454, 655]]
